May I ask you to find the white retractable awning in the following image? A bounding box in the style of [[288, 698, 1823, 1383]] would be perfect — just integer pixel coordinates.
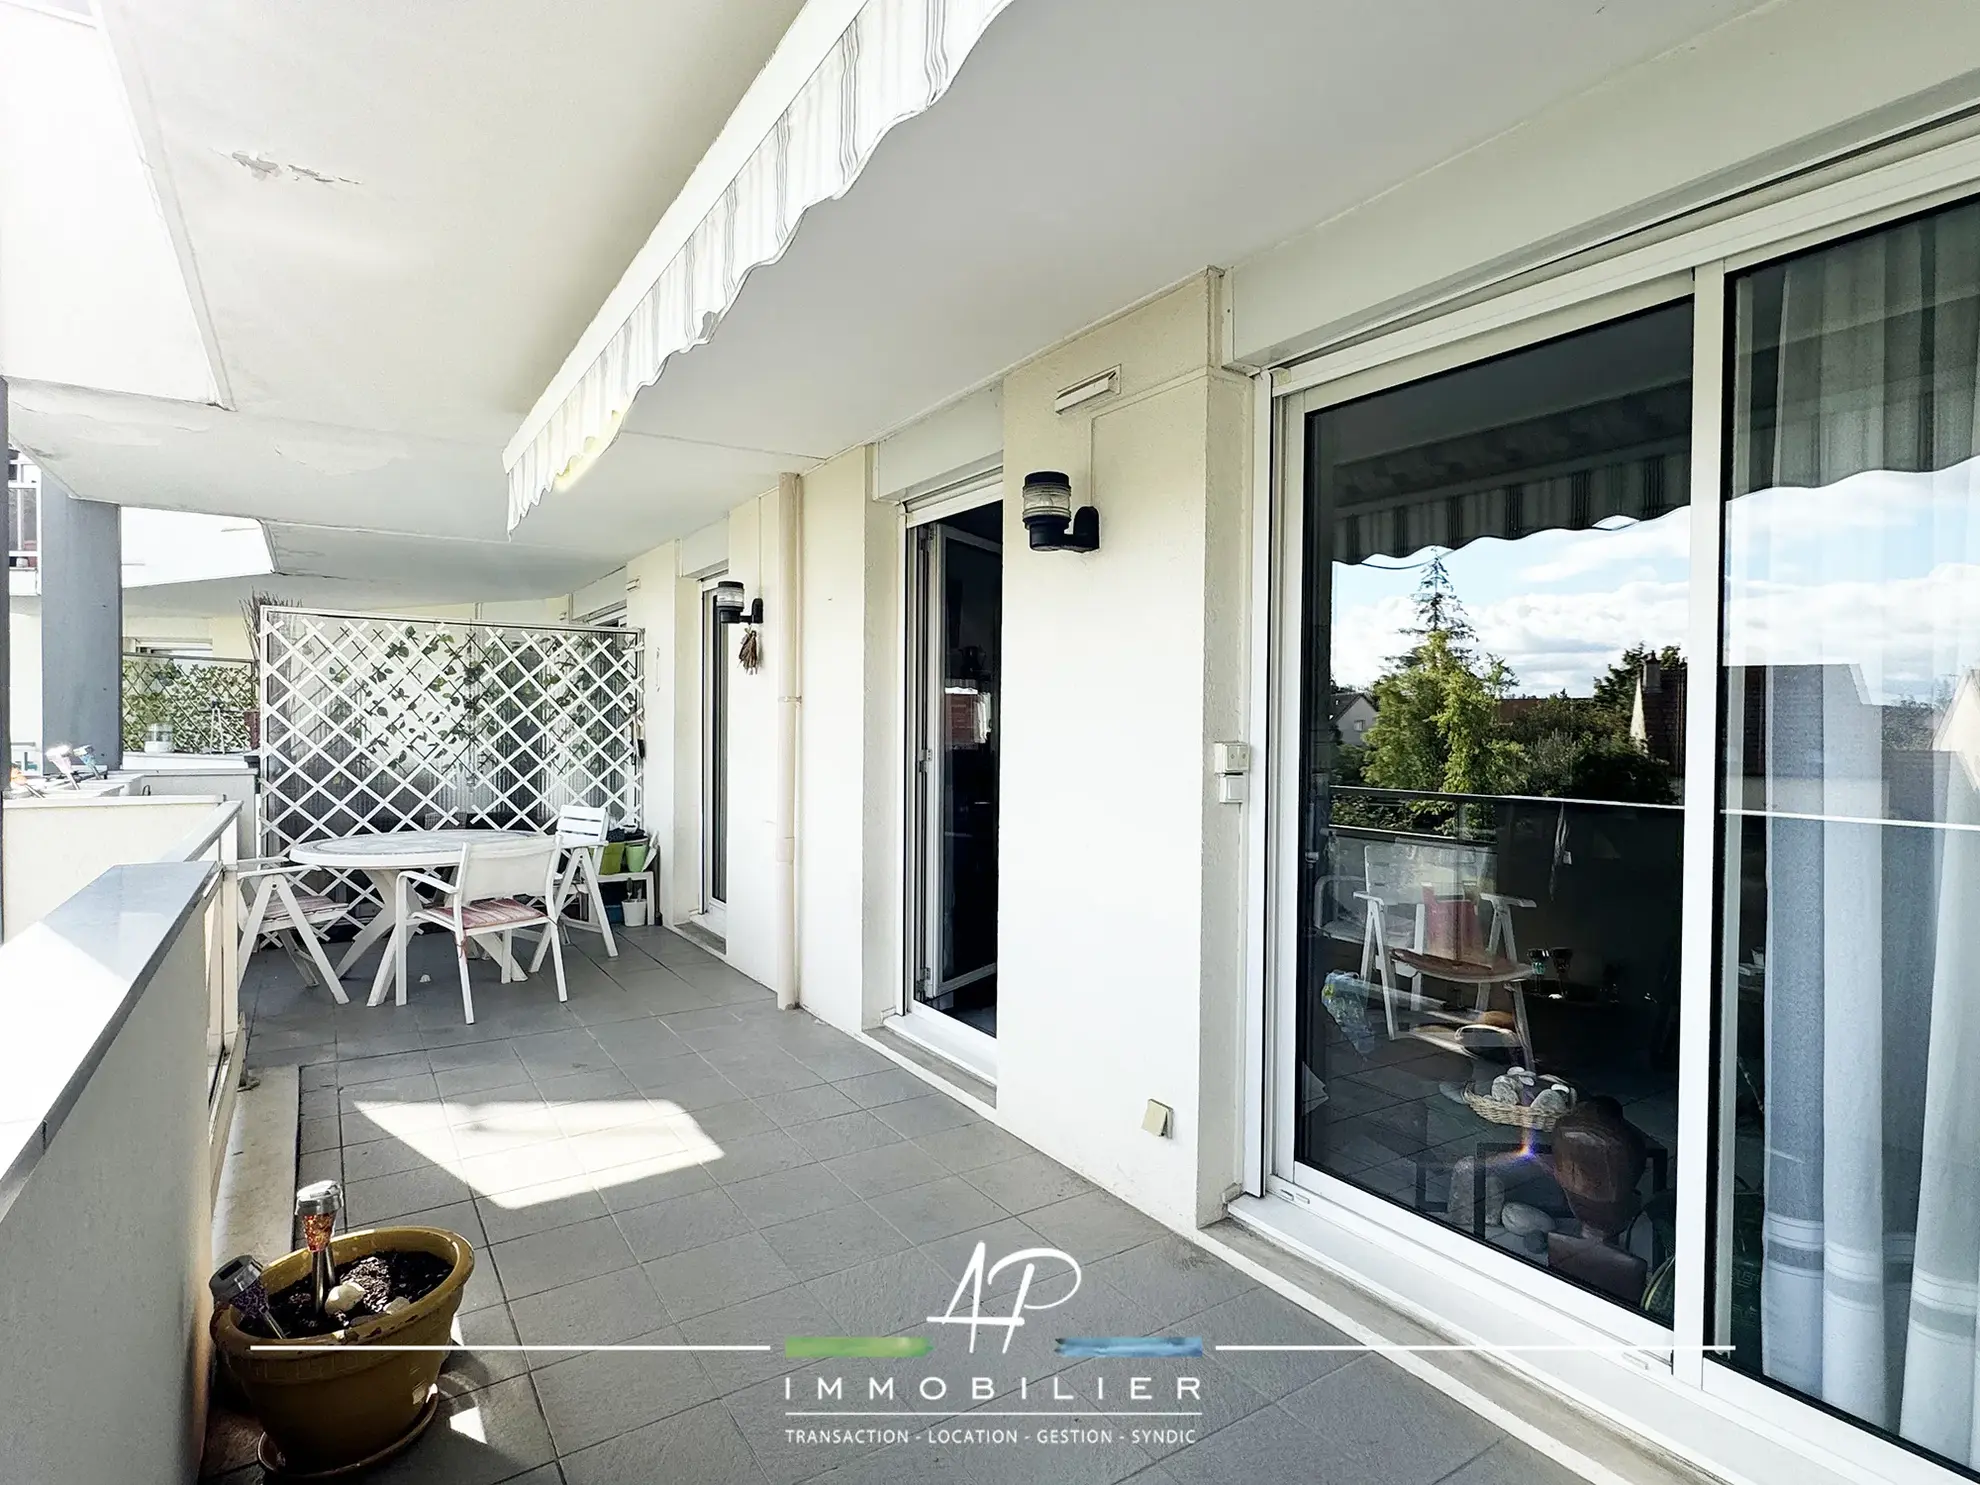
[[503, 0, 1014, 530]]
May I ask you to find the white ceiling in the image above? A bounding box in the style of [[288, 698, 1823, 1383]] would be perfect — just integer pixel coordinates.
[[9, 0, 1769, 611], [593, 0, 1767, 470], [6, 0, 808, 605]]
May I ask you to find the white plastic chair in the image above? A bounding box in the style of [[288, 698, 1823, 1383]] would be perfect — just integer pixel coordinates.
[[237, 858, 352, 1003], [398, 838, 566, 1024], [529, 804, 614, 972]]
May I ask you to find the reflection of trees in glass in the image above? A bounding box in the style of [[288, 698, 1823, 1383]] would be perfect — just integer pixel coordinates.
[[1343, 558, 1680, 808]]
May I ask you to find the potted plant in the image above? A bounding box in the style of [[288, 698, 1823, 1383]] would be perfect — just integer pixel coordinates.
[[212, 1224, 474, 1476]]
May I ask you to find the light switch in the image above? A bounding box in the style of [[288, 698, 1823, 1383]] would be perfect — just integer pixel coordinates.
[[1142, 1100, 1173, 1138], [1211, 741, 1250, 775], [1217, 774, 1248, 805]]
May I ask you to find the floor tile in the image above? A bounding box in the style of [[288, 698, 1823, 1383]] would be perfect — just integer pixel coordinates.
[[592, 1152, 719, 1212], [788, 1110, 903, 1161], [912, 1120, 1031, 1173], [615, 1186, 752, 1262], [821, 1141, 949, 1198], [1436, 1437, 1589, 1485], [964, 1152, 1094, 1214], [833, 1068, 931, 1110], [512, 1027, 618, 1080], [674, 1284, 841, 1395], [643, 1232, 799, 1320], [531, 1326, 715, 1456], [476, 1180, 612, 1246], [506, 1266, 670, 1353], [754, 1083, 859, 1127], [490, 1214, 637, 1300], [559, 1398, 767, 1485], [1171, 1288, 1358, 1402], [724, 1164, 859, 1227], [1061, 1353, 1269, 1460], [459, 1137, 589, 1198], [867, 1175, 1007, 1243], [365, 1374, 555, 1485], [700, 1128, 814, 1186], [445, 1297, 531, 1393], [758, 1200, 911, 1280], [344, 1130, 455, 1182], [344, 1164, 475, 1226], [872, 1092, 978, 1139], [1087, 1236, 1258, 1327], [803, 1246, 954, 1336], [1275, 1358, 1498, 1484], [1025, 1190, 1165, 1262], [726, 1372, 892, 1485]]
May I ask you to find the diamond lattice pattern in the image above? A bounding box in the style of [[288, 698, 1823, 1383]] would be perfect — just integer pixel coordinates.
[[261, 610, 642, 875]]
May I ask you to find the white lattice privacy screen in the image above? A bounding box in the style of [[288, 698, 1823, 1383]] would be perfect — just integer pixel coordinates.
[[259, 608, 643, 858]]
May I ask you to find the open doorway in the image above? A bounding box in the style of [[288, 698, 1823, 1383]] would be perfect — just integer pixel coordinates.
[[696, 576, 730, 942], [904, 495, 1001, 1072]]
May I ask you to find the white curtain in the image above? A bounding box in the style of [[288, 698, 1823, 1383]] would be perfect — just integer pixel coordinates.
[[1736, 200, 1980, 1460]]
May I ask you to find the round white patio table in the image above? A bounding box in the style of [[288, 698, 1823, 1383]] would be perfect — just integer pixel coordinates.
[[290, 829, 546, 1008]]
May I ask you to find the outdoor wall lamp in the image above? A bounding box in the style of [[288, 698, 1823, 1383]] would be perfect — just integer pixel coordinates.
[[712, 580, 762, 625], [1021, 470, 1100, 552]]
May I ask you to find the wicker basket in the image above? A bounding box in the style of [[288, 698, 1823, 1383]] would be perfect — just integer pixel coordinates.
[[1463, 1088, 1567, 1130]]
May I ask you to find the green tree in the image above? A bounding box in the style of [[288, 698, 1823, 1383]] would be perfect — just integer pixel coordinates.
[[1591, 643, 1682, 721], [1360, 558, 1523, 798]]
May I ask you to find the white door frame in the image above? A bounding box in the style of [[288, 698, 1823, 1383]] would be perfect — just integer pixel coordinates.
[[696, 574, 730, 938], [888, 474, 1002, 1084], [1248, 125, 1980, 1485]]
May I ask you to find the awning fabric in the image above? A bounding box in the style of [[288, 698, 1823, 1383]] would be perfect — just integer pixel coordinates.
[[505, 0, 1014, 530]]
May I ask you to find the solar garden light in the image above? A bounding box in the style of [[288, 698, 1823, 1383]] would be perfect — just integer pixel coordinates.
[[294, 1179, 344, 1320], [210, 1254, 284, 1339]]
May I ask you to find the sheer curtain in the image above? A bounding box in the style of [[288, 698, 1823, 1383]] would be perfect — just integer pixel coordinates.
[[1733, 199, 1980, 1462]]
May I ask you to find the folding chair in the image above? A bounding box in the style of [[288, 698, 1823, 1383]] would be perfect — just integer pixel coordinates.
[[237, 858, 353, 1003], [530, 803, 614, 971], [400, 838, 566, 1024]]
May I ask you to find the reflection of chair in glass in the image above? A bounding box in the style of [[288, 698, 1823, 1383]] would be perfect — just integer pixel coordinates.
[[1351, 845, 1427, 1036], [1391, 891, 1539, 1066]]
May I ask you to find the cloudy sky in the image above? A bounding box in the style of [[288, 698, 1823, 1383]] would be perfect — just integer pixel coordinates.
[[1329, 462, 1980, 706]]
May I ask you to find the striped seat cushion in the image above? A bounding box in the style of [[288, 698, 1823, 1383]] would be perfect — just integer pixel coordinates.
[[262, 893, 346, 928], [455, 898, 543, 930]]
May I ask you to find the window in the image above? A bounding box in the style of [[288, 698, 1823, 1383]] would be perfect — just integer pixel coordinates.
[[1716, 196, 1980, 1470], [1294, 303, 1694, 1319]]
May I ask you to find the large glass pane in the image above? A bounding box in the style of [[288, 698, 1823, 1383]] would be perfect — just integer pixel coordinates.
[[911, 503, 1002, 1037], [1296, 303, 1692, 1319], [1718, 198, 1980, 1468]]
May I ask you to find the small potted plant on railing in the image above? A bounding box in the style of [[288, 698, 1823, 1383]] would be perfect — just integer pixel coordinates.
[[210, 1182, 475, 1477]]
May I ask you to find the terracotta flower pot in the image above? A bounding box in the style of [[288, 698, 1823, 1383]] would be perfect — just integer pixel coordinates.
[[212, 1226, 473, 1475]]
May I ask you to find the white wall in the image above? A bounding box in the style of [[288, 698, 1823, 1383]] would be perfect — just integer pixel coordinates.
[[8, 603, 40, 752], [1230, 0, 1980, 366], [623, 542, 680, 912], [995, 275, 1251, 1228], [2, 794, 223, 939], [0, 872, 214, 1485], [795, 447, 902, 1036]]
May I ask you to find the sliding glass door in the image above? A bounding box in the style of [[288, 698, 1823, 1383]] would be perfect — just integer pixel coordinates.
[[1715, 197, 1980, 1471], [1287, 303, 1695, 1321]]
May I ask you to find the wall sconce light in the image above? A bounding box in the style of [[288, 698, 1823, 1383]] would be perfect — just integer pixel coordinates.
[[712, 580, 763, 625], [1021, 470, 1100, 553]]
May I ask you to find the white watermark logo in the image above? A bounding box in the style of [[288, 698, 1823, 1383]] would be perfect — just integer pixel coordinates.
[[926, 1243, 1081, 1353]]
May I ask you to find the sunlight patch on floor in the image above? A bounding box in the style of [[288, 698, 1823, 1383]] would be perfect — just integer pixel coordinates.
[[348, 1097, 723, 1209]]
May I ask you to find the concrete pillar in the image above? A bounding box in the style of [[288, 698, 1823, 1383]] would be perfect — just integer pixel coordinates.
[[38, 469, 122, 769]]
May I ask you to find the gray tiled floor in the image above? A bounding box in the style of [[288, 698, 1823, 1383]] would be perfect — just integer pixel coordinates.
[[222, 923, 1588, 1485]]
